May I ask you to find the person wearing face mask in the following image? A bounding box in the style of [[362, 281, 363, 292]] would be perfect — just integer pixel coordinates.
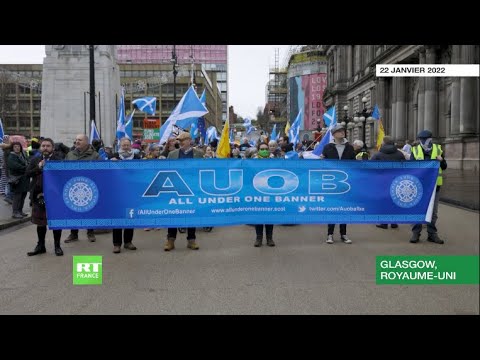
[[409, 130, 447, 245], [252, 143, 275, 247], [25, 138, 64, 256]]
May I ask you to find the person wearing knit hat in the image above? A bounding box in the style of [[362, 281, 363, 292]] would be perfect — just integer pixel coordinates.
[[409, 129, 447, 244]]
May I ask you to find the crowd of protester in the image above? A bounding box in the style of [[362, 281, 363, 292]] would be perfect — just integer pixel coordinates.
[[0, 125, 445, 258]]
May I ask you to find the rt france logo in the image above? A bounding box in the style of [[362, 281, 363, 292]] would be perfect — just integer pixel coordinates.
[[73, 256, 102, 285]]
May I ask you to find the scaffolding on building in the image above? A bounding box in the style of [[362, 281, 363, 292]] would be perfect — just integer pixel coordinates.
[[266, 48, 288, 132]]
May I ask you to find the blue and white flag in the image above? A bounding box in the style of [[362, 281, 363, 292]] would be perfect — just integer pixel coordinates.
[[206, 126, 220, 144], [175, 88, 207, 130], [199, 89, 206, 107], [159, 85, 208, 145], [270, 124, 279, 142], [191, 119, 199, 140], [132, 96, 157, 115], [289, 109, 302, 147], [89, 120, 100, 144], [0, 117, 4, 143], [124, 109, 135, 140], [116, 88, 127, 140], [243, 117, 253, 134], [284, 150, 299, 160], [246, 126, 257, 135], [313, 105, 337, 156], [323, 104, 336, 127]]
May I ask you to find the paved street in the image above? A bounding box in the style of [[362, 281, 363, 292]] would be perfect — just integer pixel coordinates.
[[0, 203, 478, 314]]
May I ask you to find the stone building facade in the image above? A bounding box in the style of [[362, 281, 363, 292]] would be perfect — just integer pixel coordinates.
[[323, 45, 479, 170]]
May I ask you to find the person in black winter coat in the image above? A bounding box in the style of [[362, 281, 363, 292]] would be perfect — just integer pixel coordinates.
[[110, 138, 141, 253], [321, 124, 356, 244], [371, 136, 406, 229], [25, 138, 64, 256]]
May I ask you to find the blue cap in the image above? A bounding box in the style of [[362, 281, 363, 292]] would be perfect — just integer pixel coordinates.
[[417, 130, 432, 138]]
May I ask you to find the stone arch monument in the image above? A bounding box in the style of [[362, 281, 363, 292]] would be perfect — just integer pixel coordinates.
[[41, 45, 120, 146]]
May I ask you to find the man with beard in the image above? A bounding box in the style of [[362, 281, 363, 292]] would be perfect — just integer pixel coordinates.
[[25, 138, 64, 256]]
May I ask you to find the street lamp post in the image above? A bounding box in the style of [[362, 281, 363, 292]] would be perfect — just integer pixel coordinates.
[[359, 97, 373, 150], [171, 45, 178, 105], [347, 97, 373, 151]]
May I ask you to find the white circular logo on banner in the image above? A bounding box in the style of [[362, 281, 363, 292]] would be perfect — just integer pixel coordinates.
[[390, 175, 423, 208], [63, 176, 99, 212]]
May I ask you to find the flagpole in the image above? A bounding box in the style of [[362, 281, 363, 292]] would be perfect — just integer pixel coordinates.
[[98, 91, 102, 139], [89, 45, 96, 132]]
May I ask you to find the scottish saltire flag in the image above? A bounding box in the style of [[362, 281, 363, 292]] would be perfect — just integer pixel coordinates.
[[289, 109, 302, 146], [229, 127, 235, 143], [190, 119, 199, 140], [313, 105, 337, 156], [323, 105, 336, 127], [285, 150, 299, 160], [124, 109, 135, 140], [175, 89, 206, 130], [116, 88, 127, 140], [270, 124, 278, 142], [199, 89, 206, 106], [249, 139, 257, 147], [89, 120, 100, 144], [243, 117, 253, 134], [0, 118, 4, 143], [132, 96, 156, 115], [98, 147, 109, 160], [159, 86, 208, 145], [206, 126, 220, 144], [302, 151, 320, 159]]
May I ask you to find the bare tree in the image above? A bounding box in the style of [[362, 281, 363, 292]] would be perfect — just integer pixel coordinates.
[[255, 107, 269, 131]]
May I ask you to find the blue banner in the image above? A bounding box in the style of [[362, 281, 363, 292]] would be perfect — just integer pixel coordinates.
[[43, 160, 439, 229]]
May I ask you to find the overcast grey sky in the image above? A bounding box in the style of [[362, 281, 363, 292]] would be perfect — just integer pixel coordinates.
[[0, 45, 290, 119]]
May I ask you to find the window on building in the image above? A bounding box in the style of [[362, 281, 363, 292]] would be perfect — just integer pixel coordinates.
[[33, 117, 40, 130], [6, 118, 16, 129]]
